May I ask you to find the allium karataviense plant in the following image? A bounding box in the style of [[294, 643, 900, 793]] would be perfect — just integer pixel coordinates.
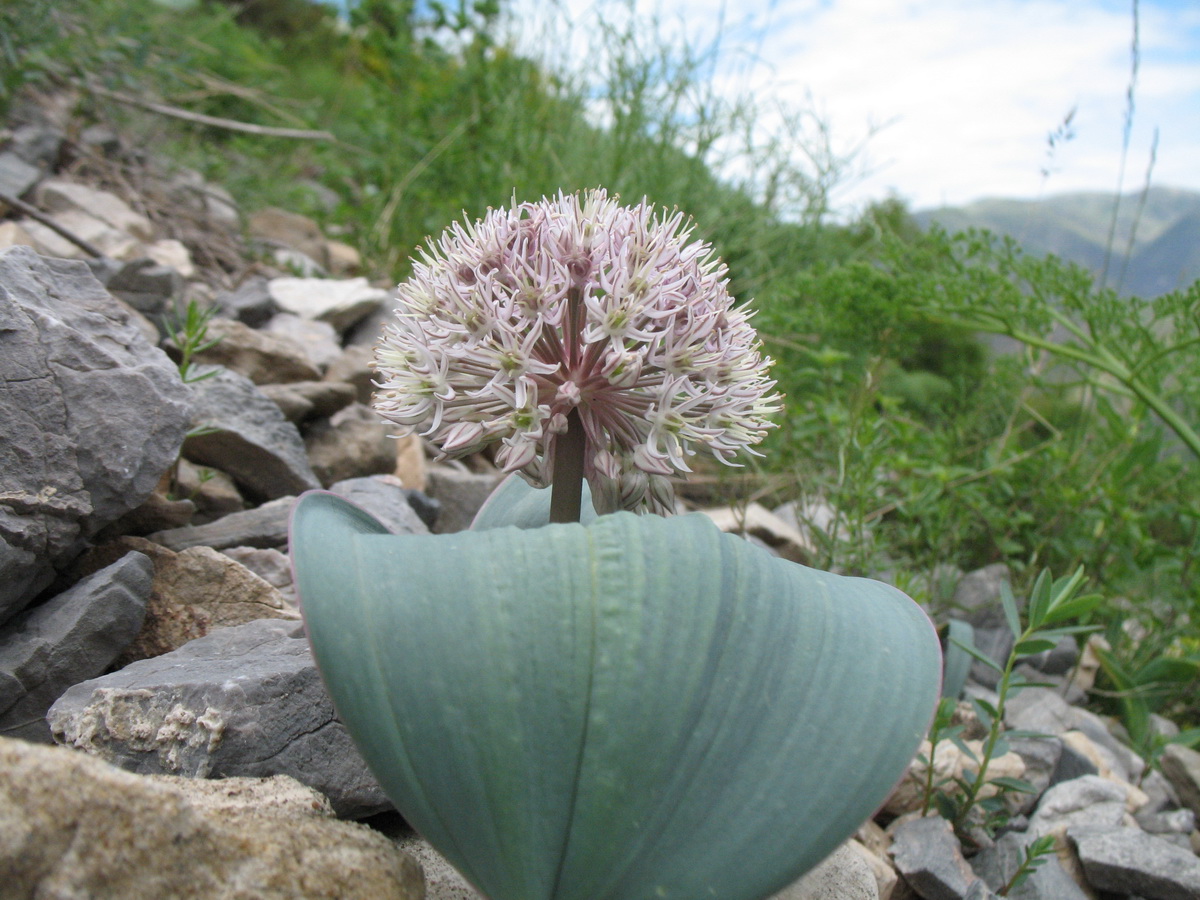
[[373, 189, 781, 520], [292, 188, 940, 900]]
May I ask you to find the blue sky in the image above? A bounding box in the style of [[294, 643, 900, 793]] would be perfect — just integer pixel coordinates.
[[329, 0, 1200, 212]]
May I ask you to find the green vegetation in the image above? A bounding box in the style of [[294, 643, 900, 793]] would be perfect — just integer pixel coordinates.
[[3, 0, 1198, 729]]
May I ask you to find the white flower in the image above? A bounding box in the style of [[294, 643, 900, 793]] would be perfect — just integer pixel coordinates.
[[373, 189, 781, 514]]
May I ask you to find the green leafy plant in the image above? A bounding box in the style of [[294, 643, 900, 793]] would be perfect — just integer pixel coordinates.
[[999, 834, 1057, 897], [927, 569, 1101, 841], [165, 299, 222, 384]]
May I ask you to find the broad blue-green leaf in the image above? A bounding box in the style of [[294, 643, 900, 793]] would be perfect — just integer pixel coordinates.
[[471, 473, 600, 530], [291, 491, 941, 900]]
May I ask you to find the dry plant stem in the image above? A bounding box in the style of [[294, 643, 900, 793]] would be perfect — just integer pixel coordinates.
[[550, 408, 586, 524], [87, 83, 338, 141], [0, 192, 104, 257]]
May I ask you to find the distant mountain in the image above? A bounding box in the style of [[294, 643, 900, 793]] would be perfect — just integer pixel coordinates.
[[914, 186, 1200, 297]]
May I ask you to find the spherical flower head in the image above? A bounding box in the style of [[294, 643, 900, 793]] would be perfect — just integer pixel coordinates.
[[373, 189, 781, 514]]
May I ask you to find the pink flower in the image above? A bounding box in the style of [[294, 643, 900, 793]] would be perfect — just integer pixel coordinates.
[[373, 189, 780, 514]]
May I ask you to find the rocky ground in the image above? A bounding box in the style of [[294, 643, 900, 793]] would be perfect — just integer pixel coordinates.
[[1, 89, 1199, 900]]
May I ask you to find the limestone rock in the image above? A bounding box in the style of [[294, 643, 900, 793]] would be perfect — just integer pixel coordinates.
[[264, 311, 343, 370], [221, 546, 296, 606], [306, 402, 397, 486], [107, 257, 182, 320], [248, 207, 330, 268], [190, 316, 322, 384], [171, 459, 245, 521], [1160, 743, 1200, 817], [101, 490, 196, 537], [0, 152, 41, 211], [326, 238, 362, 276], [143, 237, 195, 278], [0, 220, 35, 250], [148, 495, 294, 551], [1027, 774, 1131, 840], [0, 553, 151, 742], [0, 247, 191, 622], [890, 815, 983, 900], [20, 209, 139, 259], [951, 563, 1013, 630], [182, 365, 320, 501], [268, 275, 387, 334], [396, 835, 481, 899], [970, 831, 1090, 900], [0, 736, 422, 899], [260, 379, 356, 422], [112, 537, 297, 662], [7, 124, 64, 169], [48, 617, 389, 817], [773, 842, 880, 899], [1071, 826, 1200, 900], [328, 475, 432, 537], [426, 467, 504, 534], [324, 342, 377, 402], [35, 178, 154, 241], [700, 503, 815, 565], [214, 275, 277, 327]]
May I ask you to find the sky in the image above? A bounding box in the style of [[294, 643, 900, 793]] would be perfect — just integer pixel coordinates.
[[499, 0, 1200, 213]]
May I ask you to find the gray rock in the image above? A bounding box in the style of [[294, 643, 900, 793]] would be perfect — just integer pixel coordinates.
[[264, 311, 343, 370], [1027, 774, 1129, 839], [1009, 735, 1063, 814], [323, 343, 377, 403], [971, 831, 1090, 900], [0, 152, 42, 205], [1048, 737, 1101, 787], [969, 626, 1014, 689], [1070, 826, 1200, 900], [106, 257, 182, 320], [1022, 635, 1079, 676], [1140, 767, 1183, 815], [260, 379, 356, 422], [0, 737, 422, 900], [427, 467, 505, 534], [214, 275, 278, 327], [190, 316, 322, 385], [773, 842, 879, 899], [1006, 687, 1145, 781], [148, 495, 295, 551], [78, 123, 121, 156], [268, 276, 386, 334], [48, 618, 389, 817], [1160, 743, 1200, 817], [182, 366, 320, 501], [951, 563, 1013, 630], [8, 125, 64, 169], [306, 402, 397, 486], [890, 815, 983, 900], [0, 247, 191, 622], [329, 475, 431, 536], [0, 553, 151, 742], [1136, 806, 1197, 838], [221, 547, 296, 606]]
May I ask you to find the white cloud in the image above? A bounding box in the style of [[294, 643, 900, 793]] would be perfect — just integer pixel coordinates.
[[507, 0, 1200, 212]]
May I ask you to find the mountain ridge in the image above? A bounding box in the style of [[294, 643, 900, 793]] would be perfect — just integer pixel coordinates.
[[914, 185, 1200, 297]]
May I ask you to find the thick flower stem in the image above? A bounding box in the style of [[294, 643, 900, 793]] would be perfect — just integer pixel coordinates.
[[550, 408, 586, 523]]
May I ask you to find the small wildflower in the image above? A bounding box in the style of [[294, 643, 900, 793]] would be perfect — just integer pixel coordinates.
[[373, 189, 781, 514]]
